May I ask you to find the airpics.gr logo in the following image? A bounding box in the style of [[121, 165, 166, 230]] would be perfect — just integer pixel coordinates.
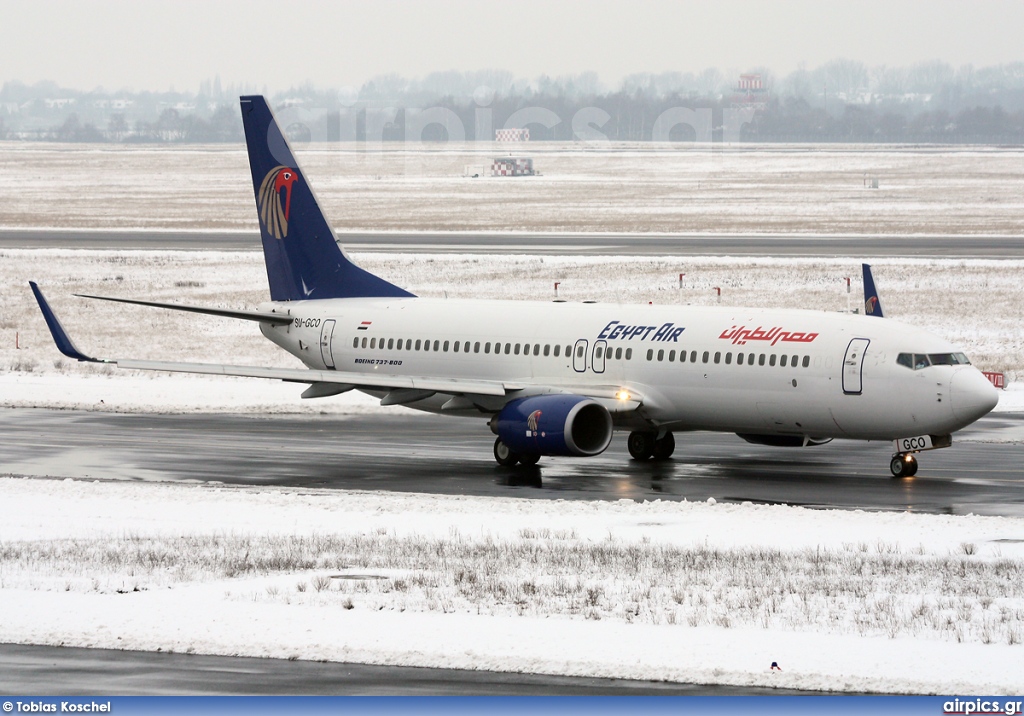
[[258, 166, 299, 239]]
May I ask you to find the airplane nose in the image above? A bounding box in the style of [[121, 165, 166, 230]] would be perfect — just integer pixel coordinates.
[[950, 368, 999, 423]]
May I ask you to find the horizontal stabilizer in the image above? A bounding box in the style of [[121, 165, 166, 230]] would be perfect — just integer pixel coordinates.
[[75, 294, 294, 325]]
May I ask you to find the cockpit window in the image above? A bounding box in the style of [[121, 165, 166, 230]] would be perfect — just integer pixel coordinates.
[[929, 352, 971, 366], [897, 352, 971, 370]]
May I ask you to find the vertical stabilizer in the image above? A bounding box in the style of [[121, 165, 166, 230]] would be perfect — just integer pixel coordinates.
[[862, 263, 884, 317], [239, 96, 414, 301]]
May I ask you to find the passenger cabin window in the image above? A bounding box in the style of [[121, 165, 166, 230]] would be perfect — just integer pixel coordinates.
[[736, 352, 743, 364], [625, 348, 633, 360], [453, 341, 459, 352], [352, 337, 358, 348], [725, 352, 732, 365], [769, 354, 776, 366], [533, 345, 540, 356], [759, 354, 765, 366], [702, 351, 709, 364], [780, 355, 787, 367], [443, 341, 449, 352], [690, 351, 697, 363], [554, 345, 560, 357], [669, 350, 676, 361], [646, 349, 653, 361], [714, 352, 721, 364], [544, 345, 550, 356], [802, 355, 810, 368]]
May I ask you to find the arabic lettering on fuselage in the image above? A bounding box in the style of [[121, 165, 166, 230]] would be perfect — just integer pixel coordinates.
[[597, 321, 685, 342], [719, 325, 819, 346]]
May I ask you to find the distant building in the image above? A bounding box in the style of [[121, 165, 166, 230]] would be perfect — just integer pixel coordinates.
[[44, 98, 76, 109], [731, 74, 769, 110], [491, 156, 534, 176], [496, 128, 529, 142]]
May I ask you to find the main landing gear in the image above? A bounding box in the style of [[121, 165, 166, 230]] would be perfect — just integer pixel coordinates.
[[889, 453, 919, 478], [493, 438, 540, 467], [627, 431, 675, 461]]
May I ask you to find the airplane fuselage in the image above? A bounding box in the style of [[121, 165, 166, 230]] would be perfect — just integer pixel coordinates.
[[261, 297, 998, 443]]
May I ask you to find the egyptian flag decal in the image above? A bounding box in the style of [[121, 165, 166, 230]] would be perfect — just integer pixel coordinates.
[[357, 321, 372, 331]]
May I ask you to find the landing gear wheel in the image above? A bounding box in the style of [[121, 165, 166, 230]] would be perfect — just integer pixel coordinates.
[[627, 431, 657, 460], [652, 432, 676, 460], [494, 438, 520, 467], [890, 454, 918, 478], [519, 453, 541, 467]]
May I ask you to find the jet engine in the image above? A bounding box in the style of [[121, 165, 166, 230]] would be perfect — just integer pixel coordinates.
[[490, 395, 613, 457]]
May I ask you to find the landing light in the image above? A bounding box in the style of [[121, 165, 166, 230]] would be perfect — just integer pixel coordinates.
[[616, 389, 631, 401]]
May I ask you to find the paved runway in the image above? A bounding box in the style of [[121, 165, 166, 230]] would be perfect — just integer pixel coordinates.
[[0, 643, 827, 696], [3, 408, 1022, 516], [2, 229, 1023, 258]]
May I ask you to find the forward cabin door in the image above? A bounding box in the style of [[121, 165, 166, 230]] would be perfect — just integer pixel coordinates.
[[320, 319, 337, 369], [842, 338, 869, 395]]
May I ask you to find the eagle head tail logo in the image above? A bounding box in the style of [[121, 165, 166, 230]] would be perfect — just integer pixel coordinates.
[[258, 166, 298, 239]]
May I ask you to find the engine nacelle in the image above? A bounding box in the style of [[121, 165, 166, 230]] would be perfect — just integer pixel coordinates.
[[491, 395, 613, 457]]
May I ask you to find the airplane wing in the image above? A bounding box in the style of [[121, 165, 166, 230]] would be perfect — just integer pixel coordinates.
[[30, 282, 642, 410]]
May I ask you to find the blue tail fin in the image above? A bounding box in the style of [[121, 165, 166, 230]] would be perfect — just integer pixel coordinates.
[[862, 263, 884, 317], [239, 95, 413, 301]]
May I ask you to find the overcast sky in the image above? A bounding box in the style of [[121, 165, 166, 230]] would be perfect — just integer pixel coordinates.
[[3, 0, 1023, 93]]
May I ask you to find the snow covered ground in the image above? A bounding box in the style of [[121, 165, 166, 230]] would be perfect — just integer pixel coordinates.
[[1, 477, 1023, 694], [2, 142, 1024, 235]]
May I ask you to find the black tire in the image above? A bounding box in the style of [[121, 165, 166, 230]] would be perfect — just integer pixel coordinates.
[[494, 438, 520, 467], [519, 453, 541, 466], [905, 455, 919, 477], [890, 455, 908, 478], [652, 432, 676, 460], [627, 431, 657, 460]]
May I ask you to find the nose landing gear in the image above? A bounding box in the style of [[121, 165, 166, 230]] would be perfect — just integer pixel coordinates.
[[890, 453, 919, 478]]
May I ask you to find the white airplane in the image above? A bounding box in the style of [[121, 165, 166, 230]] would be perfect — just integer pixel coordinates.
[[31, 95, 999, 478]]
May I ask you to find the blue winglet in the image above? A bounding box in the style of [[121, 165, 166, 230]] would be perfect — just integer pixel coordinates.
[[862, 263, 884, 318], [29, 281, 99, 362]]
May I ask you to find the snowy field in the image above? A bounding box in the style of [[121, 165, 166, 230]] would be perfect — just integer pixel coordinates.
[[2, 249, 1021, 414], [1, 477, 1023, 694], [2, 142, 1024, 235]]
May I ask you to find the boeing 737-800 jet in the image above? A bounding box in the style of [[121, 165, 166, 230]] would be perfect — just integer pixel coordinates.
[[31, 95, 999, 477]]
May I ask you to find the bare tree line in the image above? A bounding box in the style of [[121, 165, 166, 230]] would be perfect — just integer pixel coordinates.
[[2, 59, 1024, 143]]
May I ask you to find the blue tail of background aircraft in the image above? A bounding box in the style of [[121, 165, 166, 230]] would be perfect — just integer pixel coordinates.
[[862, 263, 884, 317], [239, 95, 414, 302]]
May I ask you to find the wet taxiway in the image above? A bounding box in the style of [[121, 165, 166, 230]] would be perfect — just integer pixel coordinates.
[[2, 408, 1022, 516], [0, 643, 829, 696]]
